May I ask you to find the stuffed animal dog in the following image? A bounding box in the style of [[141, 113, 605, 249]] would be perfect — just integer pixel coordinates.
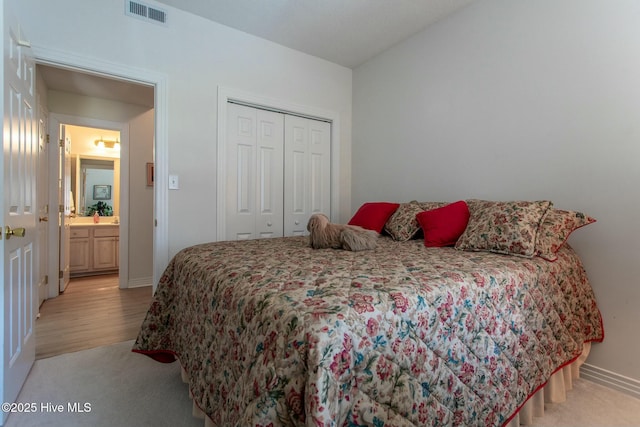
[[307, 213, 378, 251]]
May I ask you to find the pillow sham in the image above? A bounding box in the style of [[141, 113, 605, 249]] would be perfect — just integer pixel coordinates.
[[455, 199, 552, 257], [384, 201, 423, 241], [384, 201, 447, 241], [348, 202, 400, 233], [535, 209, 596, 261], [416, 200, 470, 247]]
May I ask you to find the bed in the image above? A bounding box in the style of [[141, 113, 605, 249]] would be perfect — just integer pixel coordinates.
[[133, 200, 604, 426]]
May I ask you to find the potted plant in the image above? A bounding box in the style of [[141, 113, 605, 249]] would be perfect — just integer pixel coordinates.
[[86, 201, 113, 216]]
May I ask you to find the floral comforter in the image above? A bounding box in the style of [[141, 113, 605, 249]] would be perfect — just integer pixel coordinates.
[[133, 236, 603, 427]]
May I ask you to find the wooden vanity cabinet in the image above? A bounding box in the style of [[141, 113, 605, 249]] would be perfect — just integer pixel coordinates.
[[92, 227, 119, 271], [69, 227, 91, 272], [70, 225, 119, 277]]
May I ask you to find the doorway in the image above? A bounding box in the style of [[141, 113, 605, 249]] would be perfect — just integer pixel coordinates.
[[66, 125, 121, 280], [36, 64, 156, 356], [33, 49, 170, 289], [38, 64, 155, 294], [49, 119, 128, 294]]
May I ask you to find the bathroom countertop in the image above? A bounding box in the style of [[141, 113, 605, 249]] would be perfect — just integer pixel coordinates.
[[70, 221, 120, 227]]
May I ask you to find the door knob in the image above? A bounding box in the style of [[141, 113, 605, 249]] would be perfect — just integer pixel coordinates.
[[39, 216, 48, 222], [5, 226, 26, 240]]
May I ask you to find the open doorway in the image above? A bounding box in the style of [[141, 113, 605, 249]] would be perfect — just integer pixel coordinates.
[[50, 119, 127, 294], [66, 125, 122, 280], [35, 64, 156, 358]]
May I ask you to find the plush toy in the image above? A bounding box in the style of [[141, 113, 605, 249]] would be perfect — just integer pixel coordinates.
[[307, 213, 378, 251]]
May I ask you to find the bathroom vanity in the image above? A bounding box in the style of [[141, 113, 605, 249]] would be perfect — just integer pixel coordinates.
[[69, 223, 119, 277]]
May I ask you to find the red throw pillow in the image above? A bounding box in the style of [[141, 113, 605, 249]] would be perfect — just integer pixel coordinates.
[[348, 202, 400, 233], [416, 201, 470, 247]]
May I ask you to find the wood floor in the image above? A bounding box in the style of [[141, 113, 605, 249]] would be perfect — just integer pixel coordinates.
[[35, 274, 153, 359]]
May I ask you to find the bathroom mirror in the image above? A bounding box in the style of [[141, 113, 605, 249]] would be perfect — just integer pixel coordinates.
[[73, 156, 120, 217]]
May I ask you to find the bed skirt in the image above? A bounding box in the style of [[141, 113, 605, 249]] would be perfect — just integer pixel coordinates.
[[180, 342, 592, 427]]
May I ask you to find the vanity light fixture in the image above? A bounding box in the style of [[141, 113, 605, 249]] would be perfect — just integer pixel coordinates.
[[94, 138, 121, 151]]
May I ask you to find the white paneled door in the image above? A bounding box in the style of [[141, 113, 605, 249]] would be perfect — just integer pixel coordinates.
[[58, 126, 71, 292], [225, 103, 331, 240], [284, 115, 331, 236], [226, 103, 284, 240], [2, 5, 38, 425], [36, 106, 49, 308]]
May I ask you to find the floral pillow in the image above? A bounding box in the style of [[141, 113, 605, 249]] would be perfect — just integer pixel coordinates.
[[455, 199, 553, 257], [535, 209, 596, 261], [384, 201, 446, 241]]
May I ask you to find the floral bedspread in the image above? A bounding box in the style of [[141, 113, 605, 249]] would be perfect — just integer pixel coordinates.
[[133, 236, 603, 427]]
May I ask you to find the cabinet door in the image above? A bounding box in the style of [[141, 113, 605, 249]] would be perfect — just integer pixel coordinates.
[[69, 238, 90, 272], [69, 227, 91, 274], [93, 237, 118, 270]]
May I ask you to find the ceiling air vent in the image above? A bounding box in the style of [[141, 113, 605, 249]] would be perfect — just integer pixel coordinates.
[[125, 1, 168, 26]]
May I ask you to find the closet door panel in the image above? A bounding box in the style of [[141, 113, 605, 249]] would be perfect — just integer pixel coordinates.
[[256, 110, 284, 238], [226, 104, 257, 240], [284, 116, 309, 236], [309, 121, 331, 215], [310, 153, 324, 211], [237, 144, 253, 213], [291, 151, 306, 212], [284, 115, 331, 237]]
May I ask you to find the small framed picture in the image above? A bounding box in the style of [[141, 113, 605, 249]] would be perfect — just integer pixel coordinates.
[[93, 185, 111, 200], [146, 162, 154, 186]]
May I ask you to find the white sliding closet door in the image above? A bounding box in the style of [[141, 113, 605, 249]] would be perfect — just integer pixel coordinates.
[[226, 103, 284, 240], [284, 115, 331, 236], [224, 102, 331, 240]]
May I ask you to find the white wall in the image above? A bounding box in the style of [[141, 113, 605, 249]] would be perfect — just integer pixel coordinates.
[[353, 0, 640, 382], [15, 0, 352, 261]]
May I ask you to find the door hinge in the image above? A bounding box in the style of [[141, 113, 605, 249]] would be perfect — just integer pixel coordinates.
[[59, 204, 64, 213], [44, 275, 48, 285], [58, 270, 63, 279], [46, 134, 50, 144], [59, 139, 64, 148]]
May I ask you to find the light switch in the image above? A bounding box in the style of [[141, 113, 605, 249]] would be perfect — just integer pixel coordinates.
[[168, 174, 179, 189]]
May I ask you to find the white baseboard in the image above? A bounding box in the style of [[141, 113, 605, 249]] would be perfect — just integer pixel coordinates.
[[127, 276, 153, 288], [580, 363, 640, 400]]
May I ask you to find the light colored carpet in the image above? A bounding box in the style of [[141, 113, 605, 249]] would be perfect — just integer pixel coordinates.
[[5, 340, 640, 427], [5, 340, 200, 427], [530, 379, 640, 427]]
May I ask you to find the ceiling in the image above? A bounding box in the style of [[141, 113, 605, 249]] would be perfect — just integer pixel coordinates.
[[38, 0, 474, 105], [37, 65, 155, 108], [154, 0, 475, 68]]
